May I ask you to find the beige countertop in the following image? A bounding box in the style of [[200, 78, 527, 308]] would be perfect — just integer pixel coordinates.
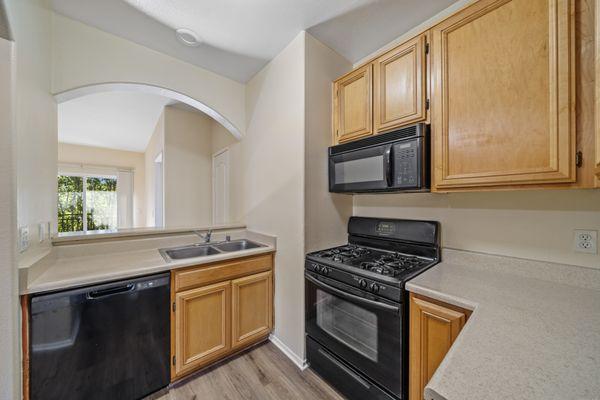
[[406, 249, 600, 400], [20, 228, 276, 295]]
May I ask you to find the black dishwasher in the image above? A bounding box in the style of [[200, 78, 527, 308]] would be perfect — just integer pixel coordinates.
[[29, 273, 170, 400]]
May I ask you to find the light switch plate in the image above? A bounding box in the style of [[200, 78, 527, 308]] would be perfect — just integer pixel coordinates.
[[19, 226, 30, 253], [573, 230, 597, 254]]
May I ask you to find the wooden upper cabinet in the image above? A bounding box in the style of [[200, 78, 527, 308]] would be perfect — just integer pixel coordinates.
[[374, 34, 428, 133], [173, 281, 231, 377], [596, 0, 600, 187], [409, 294, 469, 400], [231, 271, 273, 350], [432, 0, 575, 190], [333, 64, 373, 144]]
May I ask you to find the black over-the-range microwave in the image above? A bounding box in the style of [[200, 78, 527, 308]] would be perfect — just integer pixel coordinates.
[[329, 123, 430, 193]]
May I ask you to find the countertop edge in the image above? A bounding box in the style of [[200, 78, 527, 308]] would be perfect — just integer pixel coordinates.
[[405, 281, 479, 312]]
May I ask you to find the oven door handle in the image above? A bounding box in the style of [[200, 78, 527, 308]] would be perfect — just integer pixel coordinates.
[[305, 274, 400, 314]]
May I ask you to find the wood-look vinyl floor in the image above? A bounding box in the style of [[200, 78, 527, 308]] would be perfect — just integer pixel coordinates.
[[151, 342, 345, 400]]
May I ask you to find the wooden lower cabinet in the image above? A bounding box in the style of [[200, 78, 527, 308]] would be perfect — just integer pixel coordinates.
[[173, 281, 231, 377], [171, 254, 274, 380], [409, 293, 470, 400], [232, 270, 273, 350]]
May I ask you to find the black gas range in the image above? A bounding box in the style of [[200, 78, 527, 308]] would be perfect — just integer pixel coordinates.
[[305, 217, 440, 400]]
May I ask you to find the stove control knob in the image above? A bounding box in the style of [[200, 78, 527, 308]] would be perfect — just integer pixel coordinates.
[[358, 279, 367, 289], [314, 265, 322, 273], [322, 267, 330, 275], [369, 283, 380, 293]]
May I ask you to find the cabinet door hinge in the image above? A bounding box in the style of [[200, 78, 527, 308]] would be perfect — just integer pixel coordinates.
[[172, 356, 176, 366], [426, 99, 430, 110], [172, 301, 176, 312], [425, 42, 430, 54], [575, 151, 583, 168]]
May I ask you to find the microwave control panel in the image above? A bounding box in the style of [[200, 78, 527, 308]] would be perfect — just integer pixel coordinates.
[[392, 139, 421, 188]]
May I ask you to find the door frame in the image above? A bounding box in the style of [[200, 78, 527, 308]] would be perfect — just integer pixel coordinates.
[[154, 152, 164, 228], [212, 148, 230, 225]]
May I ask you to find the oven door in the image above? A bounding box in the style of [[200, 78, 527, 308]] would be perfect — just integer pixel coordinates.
[[329, 143, 393, 193], [305, 272, 402, 397]]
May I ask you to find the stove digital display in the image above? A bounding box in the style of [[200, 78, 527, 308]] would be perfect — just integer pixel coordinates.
[[376, 222, 396, 236]]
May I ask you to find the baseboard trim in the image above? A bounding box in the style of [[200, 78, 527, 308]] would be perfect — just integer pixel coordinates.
[[269, 334, 308, 371]]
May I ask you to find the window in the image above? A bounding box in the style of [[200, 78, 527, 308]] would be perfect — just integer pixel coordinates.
[[57, 174, 118, 233]]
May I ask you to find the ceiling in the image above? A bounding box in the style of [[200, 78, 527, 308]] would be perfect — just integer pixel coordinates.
[[58, 91, 173, 152], [51, 0, 458, 83]]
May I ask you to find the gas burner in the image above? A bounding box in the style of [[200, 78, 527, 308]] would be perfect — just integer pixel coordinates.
[[317, 251, 335, 259], [360, 262, 395, 276], [316, 245, 372, 261]]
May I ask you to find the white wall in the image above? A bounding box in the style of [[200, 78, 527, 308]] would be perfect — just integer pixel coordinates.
[[51, 13, 246, 139], [305, 33, 353, 253], [0, 35, 18, 400], [144, 112, 164, 227], [57, 143, 147, 227], [243, 32, 307, 359], [7, 0, 57, 252], [354, 190, 600, 269], [163, 106, 213, 227]]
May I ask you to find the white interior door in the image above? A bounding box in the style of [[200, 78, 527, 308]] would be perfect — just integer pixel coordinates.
[[212, 149, 230, 225]]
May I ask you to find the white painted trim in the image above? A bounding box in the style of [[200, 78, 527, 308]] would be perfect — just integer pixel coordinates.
[[269, 334, 308, 371], [53, 82, 244, 140], [353, 0, 478, 67]]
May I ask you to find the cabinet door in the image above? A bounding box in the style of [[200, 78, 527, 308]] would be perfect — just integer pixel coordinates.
[[231, 271, 273, 349], [173, 281, 231, 377], [597, 0, 600, 187], [374, 34, 428, 133], [432, 0, 575, 190], [409, 295, 467, 400], [333, 64, 373, 144]]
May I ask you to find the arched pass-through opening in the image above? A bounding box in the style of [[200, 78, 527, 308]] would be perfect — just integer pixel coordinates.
[[54, 82, 243, 140]]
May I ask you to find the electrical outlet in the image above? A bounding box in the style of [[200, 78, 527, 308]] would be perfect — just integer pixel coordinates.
[[19, 226, 30, 253], [573, 230, 597, 254]]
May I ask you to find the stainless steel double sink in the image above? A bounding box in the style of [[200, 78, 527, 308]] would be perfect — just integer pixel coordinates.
[[159, 239, 266, 262]]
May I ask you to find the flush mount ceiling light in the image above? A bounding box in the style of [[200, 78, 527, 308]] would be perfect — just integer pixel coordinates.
[[175, 28, 202, 47]]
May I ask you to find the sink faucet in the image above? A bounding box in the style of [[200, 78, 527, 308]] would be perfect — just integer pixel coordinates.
[[195, 229, 213, 243]]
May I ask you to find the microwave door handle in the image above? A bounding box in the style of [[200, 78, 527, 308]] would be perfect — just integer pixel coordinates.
[[384, 146, 393, 187], [305, 274, 399, 314]]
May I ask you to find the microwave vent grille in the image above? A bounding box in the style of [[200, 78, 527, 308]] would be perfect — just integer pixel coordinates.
[[329, 123, 426, 155]]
